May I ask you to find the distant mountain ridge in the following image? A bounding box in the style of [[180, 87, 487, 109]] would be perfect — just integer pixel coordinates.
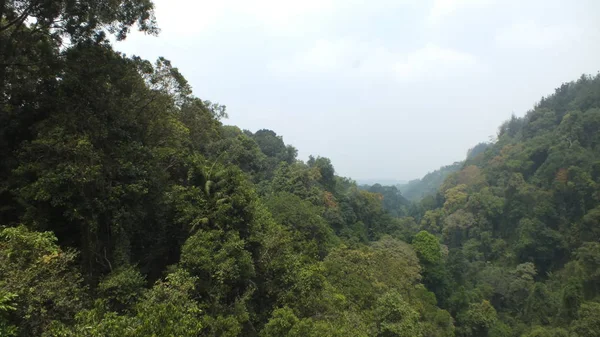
[[395, 142, 491, 201], [356, 178, 408, 186], [397, 162, 463, 201]]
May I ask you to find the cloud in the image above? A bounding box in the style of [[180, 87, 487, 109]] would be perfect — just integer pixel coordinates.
[[279, 39, 355, 72], [269, 39, 479, 81], [152, 0, 335, 36], [495, 21, 581, 49], [428, 0, 496, 24], [393, 44, 478, 80], [268, 39, 393, 75]]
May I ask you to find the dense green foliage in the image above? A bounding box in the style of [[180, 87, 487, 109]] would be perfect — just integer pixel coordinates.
[[0, 1, 447, 336], [408, 74, 600, 336], [398, 143, 490, 202], [358, 183, 411, 217], [399, 162, 463, 201], [1, 1, 599, 336]]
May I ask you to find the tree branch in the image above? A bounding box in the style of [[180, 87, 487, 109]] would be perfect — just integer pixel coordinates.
[[0, 1, 36, 33]]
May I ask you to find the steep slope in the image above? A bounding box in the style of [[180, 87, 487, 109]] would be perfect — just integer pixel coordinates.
[[398, 143, 491, 202], [413, 73, 600, 337], [399, 162, 463, 201]]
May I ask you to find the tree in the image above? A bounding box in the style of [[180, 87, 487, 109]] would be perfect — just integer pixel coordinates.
[[457, 300, 498, 337], [522, 326, 568, 337], [571, 242, 600, 299], [412, 230, 442, 265], [516, 218, 566, 275], [0, 226, 86, 336], [313, 157, 336, 191], [49, 269, 204, 336], [367, 184, 409, 217], [0, 290, 17, 337], [0, 0, 158, 203], [570, 302, 600, 337], [264, 192, 336, 259], [374, 290, 422, 337]]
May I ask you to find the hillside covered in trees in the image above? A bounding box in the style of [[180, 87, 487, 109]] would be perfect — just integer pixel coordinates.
[[1, 1, 600, 336], [398, 162, 463, 202], [398, 143, 491, 202]]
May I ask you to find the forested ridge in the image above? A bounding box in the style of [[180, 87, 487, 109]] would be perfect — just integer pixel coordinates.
[[398, 162, 463, 202], [1, 1, 600, 336], [395, 143, 491, 202]]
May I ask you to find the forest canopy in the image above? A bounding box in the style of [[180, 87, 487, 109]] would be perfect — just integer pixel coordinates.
[[1, 1, 600, 336]]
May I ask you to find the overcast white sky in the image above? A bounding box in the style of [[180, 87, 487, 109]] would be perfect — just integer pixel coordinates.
[[116, 0, 600, 181]]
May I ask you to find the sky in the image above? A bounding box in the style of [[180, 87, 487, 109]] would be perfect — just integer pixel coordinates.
[[115, 0, 600, 181]]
